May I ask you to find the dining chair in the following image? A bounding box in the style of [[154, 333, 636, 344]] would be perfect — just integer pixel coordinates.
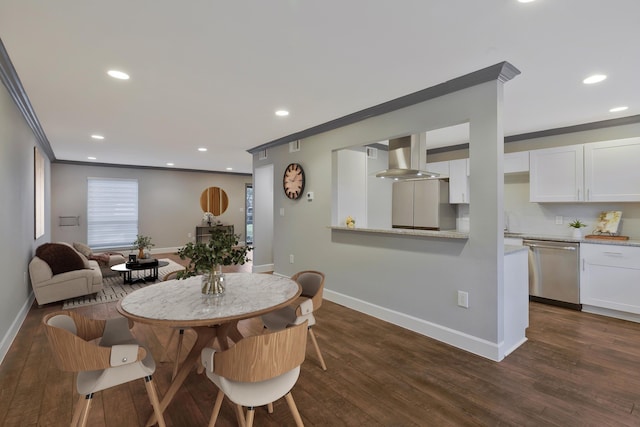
[[261, 270, 327, 370], [200, 321, 308, 427], [42, 310, 166, 427], [161, 269, 187, 379]]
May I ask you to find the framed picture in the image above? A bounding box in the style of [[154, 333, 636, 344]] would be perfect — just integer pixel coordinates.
[[34, 146, 45, 239], [593, 211, 622, 235]]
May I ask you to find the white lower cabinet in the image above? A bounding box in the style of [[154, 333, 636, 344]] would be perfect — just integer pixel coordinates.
[[580, 243, 640, 314]]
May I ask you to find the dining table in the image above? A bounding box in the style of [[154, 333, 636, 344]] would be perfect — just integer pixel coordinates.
[[116, 272, 301, 426]]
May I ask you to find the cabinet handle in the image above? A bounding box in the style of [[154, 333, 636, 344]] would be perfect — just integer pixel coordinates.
[[603, 251, 623, 256], [587, 188, 590, 201]]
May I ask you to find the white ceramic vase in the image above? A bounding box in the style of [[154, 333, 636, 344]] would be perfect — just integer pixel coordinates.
[[571, 228, 583, 239]]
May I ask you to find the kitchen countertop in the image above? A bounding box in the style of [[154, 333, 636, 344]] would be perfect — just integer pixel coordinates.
[[504, 232, 640, 247], [329, 226, 468, 239]]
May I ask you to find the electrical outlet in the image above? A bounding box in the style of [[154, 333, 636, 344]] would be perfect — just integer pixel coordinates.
[[188, 232, 192, 238], [555, 216, 563, 225], [23, 272, 27, 284], [289, 254, 294, 264], [280, 208, 285, 216], [457, 291, 469, 308]]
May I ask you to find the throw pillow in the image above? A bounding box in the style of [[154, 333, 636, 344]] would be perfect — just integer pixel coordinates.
[[72, 242, 93, 258], [36, 243, 86, 275]]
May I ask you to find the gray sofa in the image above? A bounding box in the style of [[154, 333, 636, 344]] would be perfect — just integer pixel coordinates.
[[29, 242, 103, 306]]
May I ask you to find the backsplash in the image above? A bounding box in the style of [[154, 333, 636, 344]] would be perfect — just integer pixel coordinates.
[[504, 174, 640, 239]]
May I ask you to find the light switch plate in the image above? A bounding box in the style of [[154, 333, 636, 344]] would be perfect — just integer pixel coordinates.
[[555, 216, 563, 225]]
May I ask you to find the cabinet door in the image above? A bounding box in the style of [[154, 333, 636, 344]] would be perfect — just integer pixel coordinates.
[[529, 144, 584, 202], [504, 151, 529, 174], [449, 158, 469, 204], [584, 137, 640, 202], [581, 244, 640, 314]]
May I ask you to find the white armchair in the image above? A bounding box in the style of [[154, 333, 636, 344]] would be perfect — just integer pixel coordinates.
[[29, 243, 103, 306]]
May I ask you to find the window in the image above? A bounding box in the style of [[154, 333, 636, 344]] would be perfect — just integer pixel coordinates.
[[87, 178, 138, 249]]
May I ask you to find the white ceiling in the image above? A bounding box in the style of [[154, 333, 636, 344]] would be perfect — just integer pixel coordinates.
[[1, 1, 638, 174]]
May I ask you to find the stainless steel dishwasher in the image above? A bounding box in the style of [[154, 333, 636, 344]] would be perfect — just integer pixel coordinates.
[[523, 239, 581, 310]]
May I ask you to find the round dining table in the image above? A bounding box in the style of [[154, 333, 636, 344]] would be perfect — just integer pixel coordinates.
[[117, 272, 301, 426]]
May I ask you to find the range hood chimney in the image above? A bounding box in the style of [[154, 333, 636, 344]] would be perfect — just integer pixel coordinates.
[[375, 134, 439, 179]]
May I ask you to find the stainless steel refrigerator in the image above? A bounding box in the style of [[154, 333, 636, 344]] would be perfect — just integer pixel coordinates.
[[392, 179, 456, 230]]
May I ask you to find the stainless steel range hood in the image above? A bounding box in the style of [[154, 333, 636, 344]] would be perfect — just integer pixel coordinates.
[[375, 134, 440, 179]]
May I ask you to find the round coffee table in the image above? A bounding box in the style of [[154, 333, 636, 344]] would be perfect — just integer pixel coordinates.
[[110, 259, 169, 284]]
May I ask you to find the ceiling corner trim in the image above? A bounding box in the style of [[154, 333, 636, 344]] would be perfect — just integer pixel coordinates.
[[0, 37, 56, 160], [247, 61, 521, 155]]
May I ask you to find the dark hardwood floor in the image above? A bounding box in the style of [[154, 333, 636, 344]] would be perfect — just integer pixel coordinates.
[[2, 256, 640, 426]]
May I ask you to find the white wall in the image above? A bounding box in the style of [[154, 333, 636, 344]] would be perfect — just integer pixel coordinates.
[[253, 78, 511, 360], [51, 163, 252, 251], [253, 164, 274, 272], [0, 82, 50, 362]]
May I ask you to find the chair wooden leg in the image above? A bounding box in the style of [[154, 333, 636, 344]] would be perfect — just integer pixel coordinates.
[[208, 389, 225, 427], [267, 402, 274, 413], [235, 404, 247, 427], [71, 395, 86, 427], [245, 407, 255, 427], [284, 392, 304, 427], [308, 328, 327, 370], [78, 394, 93, 427], [172, 329, 185, 380], [144, 376, 166, 427]]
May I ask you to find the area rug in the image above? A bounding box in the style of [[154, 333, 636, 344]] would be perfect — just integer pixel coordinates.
[[62, 258, 185, 309]]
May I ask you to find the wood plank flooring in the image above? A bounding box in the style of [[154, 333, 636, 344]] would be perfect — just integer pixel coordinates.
[[2, 256, 640, 426]]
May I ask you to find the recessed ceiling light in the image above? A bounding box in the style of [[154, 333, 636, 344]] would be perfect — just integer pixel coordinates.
[[107, 70, 130, 80], [226, 167, 233, 171], [517, 0, 536, 3], [87, 156, 97, 160], [91, 134, 104, 140], [275, 110, 289, 117], [583, 74, 607, 84], [198, 147, 208, 152], [166, 162, 175, 166], [609, 106, 629, 112]]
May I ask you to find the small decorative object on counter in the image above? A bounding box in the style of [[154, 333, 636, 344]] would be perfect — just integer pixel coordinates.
[[203, 211, 214, 226], [346, 216, 355, 228], [568, 219, 587, 239]]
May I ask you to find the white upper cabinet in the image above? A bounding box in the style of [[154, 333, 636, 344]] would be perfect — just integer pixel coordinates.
[[584, 137, 640, 202], [449, 158, 470, 204], [529, 144, 584, 202], [504, 151, 529, 173], [425, 160, 450, 177], [530, 138, 640, 202]]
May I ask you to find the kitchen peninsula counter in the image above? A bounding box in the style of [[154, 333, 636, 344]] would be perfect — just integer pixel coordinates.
[[330, 226, 468, 239]]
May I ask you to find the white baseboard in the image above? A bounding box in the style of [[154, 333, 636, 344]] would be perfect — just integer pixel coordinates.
[[324, 289, 504, 362], [582, 305, 640, 323], [0, 292, 35, 365]]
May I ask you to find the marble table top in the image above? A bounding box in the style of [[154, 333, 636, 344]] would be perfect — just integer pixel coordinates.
[[117, 273, 300, 327]]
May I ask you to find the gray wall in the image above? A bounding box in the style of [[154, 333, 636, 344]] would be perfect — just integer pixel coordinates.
[[51, 163, 252, 251], [0, 81, 50, 361], [253, 79, 510, 359]]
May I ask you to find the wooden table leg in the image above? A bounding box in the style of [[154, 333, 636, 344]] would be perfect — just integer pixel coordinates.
[[146, 326, 218, 426]]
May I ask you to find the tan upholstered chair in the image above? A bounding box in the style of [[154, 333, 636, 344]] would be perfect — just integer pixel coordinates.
[[42, 311, 166, 427], [262, 270, 327, 370], [201, 321, 308, 427]]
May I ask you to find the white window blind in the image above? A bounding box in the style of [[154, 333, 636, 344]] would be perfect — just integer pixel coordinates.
[[87, 178, 138, 249]]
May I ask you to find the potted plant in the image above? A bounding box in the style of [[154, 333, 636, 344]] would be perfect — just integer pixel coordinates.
[[176, 227, 252, 296], [132, 235, 154, 259], [568, 219, 587, 239]]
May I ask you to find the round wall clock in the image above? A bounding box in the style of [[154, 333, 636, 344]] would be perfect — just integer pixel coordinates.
[[283, 163, 305, 200]]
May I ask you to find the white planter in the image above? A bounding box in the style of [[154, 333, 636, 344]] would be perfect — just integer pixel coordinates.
[[571, 228, 583, 239]]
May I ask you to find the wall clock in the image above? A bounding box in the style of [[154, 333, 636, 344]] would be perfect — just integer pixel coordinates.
[[283, 163, 305, 200]]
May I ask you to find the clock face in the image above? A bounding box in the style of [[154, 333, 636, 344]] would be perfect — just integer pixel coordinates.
[[283, 163, 305, 200]]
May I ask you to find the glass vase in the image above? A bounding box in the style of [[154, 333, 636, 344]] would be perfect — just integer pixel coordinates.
[[201, 266, 225, 297]]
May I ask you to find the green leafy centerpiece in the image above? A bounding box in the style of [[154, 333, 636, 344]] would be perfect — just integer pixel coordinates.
[[176, 227, 252, 296]]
